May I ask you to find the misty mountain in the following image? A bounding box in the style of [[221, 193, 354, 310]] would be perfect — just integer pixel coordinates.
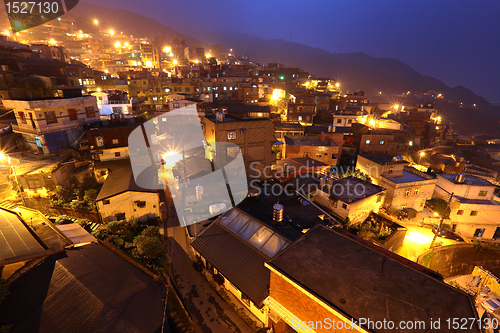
[[70, 4, 500, 137]]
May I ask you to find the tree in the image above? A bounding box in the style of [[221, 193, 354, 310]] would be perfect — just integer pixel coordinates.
[[132, 231, 164, 259], [0, 278, 9, 304]]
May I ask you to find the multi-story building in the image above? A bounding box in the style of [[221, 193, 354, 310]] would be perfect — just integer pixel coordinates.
[[265, 225, 480, 333], [201, 114, 276, 179], [356, 153, 436, 212], [286, 92, 316, 123], [91, 90, 133, 117], [434, 173, 500, 239], [4, 92, 100, 154], [283, 132, 343, 166]]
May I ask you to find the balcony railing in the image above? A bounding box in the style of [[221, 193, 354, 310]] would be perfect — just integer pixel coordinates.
[[100, 100, 131, 105], [11, 119, 86, 135]]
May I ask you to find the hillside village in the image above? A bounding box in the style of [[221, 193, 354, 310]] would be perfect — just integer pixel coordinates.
[[1, 10, 500, 333]]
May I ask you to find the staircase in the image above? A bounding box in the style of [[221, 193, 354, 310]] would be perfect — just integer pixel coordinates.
[[0, 199, 18, 210]]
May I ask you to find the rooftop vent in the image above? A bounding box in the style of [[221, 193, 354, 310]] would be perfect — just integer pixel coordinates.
[[455, 173, 465, 183]]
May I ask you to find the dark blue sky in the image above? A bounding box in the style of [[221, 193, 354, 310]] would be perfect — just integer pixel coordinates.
[[84, 0, 500, 103]]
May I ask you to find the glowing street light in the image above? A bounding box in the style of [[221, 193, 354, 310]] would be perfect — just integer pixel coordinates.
[[205, 53, 211, 58], [369, 119, 376, 127], [114, 41, 121, 48], [108, 29, 114, 35], [124, 42, 129, 47], [419, 151, 426, 157], [335, 82, 340, 89], [163, 46, 171, 53], [93, 19, 99, 25], [0, 152, 25, 206], [393, 104, 399, 110], [172, 59, 178, 65], [49, 39, 57, 45], [3, 30, 9, 36]]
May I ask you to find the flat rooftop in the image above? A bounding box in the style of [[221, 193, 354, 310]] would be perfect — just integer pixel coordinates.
[[284, 137, 336, 147], [439, 173, 494, 186], [0, 208, 45, 261], [268, 225, 480, 333], [384, 170, 428, 184], [359, 153, 408, 165], [329, 177, 385, 203], [237, 182, 327, 240]]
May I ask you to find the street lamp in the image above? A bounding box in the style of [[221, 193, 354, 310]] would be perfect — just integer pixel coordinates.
[[93, 19, 98, 25], [419, 151, 426, 157], [0, 152, 26, 206]]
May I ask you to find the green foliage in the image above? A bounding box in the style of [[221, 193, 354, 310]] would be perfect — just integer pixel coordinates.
[[69, 200, 86, 210], [426, 198, 448, 217], [50, 185, 71, 207], [83, 189, 98, 202], [342, 169, 372, 183], [92, 227, 109, 240], [349, 219, 392, 241], [0, 278, 9, 304], [55, 215, 73, 225]]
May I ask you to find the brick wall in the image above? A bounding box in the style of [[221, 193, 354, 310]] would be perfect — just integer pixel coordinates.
[[269, 271, 359, 333]]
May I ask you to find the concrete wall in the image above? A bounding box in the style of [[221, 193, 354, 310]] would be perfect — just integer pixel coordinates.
[[418, 244, 500, 279], [97, 191, 160, 223], [313, 189, 385, 225]]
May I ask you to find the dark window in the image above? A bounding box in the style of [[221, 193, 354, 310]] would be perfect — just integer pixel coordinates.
[[68, 108, 78, 120], [44, 111, 57, 124], [85, 106, 95, 118], [303, 152, 309, 157], [479, 191, 488, 197], [474, 228, 485, 237], [115, 213, 126, 220], [103, 199, 110, 205], [376, 195, 382, 203], [337, 119, 342, 124], [115, 152, 121, 157], [135, 200, 146, 208], [470, 211, 478, 216], [457, 210, 464, 215], [342, 203, 348, 209]]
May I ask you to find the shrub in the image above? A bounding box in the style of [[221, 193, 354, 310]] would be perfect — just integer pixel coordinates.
[[55, 215, 73, 225]]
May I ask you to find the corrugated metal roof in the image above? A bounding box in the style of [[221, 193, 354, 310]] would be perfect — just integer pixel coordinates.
[[191, 221, 270, 307]]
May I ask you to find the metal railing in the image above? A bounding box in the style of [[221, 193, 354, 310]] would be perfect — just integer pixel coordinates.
[[11, 119, 86, 135]]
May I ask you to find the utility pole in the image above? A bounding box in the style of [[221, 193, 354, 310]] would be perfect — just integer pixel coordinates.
[[430, 192, 454, 249]]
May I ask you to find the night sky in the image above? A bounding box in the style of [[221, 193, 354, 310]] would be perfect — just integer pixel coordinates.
[[84, 0, 500, 103]]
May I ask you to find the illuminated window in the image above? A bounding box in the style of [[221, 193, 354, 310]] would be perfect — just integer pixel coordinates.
[[298, 116, 303, 121], [227, 130, 236, 140], [414, 188, 419, 195], [405, 190, 410, 197], [474, 228, 485, 237], [479, 191, 488, 197], [365, 140, 371, 144], [96, 136, 104, 147], [18, 112, 27, 124], [379, 140, 385, 145]]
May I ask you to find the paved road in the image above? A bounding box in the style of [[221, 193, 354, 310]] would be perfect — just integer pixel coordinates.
[[163, 180, 253, 333]]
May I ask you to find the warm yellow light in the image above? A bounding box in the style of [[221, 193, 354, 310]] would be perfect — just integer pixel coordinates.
[[0, 152, 5, 160], [3, 30, 9, 36], [49, 39, 57, 45], [173, 59, 178, 65], [77, 33, 84, 38], [420, 151, 426, 157], [193, 60, 199, 64], [394, 104, 399, 110], [335, 82, 340, 88], [206, 53, 211, 58], [163, 46, 171, 53], [369, 119, 376, 127], [434, 212, 439, 217], [124, 42, 129, 47], [104, 69, 108, 73], [163, 151, 183, 167], [437, 116, 441, 121], [379, 91, 382, 95], [96, 87, 101, 92], [108, 29, 114, 35], [93, 19, 98, 25], [114, 41, 121, 48]]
